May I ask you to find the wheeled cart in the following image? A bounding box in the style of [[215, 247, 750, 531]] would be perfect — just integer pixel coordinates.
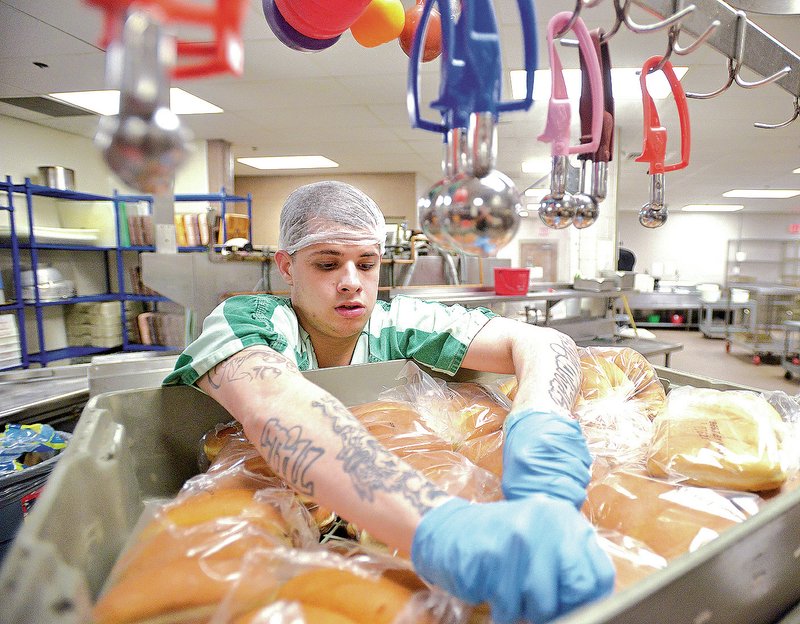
[[699, 299, 754, 340], [725, 284, 800, 365], [781, 320, 800, 381], [1, 361, 799, 624]]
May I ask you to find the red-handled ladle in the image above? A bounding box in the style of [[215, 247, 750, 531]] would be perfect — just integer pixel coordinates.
[[538, 11, 604, 230], [636, 55, 691, 228]]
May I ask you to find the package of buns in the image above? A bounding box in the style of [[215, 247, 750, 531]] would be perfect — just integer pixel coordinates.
[[583, 468, 758, 560], [93, 487, 319, 624], [594, 529, 668, 592], [646, 387, 790, 492], [224, 544, 465, 624]]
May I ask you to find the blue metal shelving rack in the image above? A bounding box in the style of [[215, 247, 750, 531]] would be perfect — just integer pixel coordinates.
[[113, 188, 251, 353], [0, 179, 29, 370], [1, 178, 252, 367]]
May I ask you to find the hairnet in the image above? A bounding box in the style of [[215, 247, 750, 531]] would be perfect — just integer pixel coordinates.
[[278, 181, 386, 255]]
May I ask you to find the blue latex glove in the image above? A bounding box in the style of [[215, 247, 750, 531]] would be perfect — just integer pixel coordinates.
[[412, 495, 615, 624], [502, 409, 592, 508]]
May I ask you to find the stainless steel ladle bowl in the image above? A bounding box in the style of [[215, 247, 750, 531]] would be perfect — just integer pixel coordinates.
[[94, 11, 190, 195]]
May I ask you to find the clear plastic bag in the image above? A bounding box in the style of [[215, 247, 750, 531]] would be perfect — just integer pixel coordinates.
[[583, 468, 758, 561], [646, 386, 790, 492]]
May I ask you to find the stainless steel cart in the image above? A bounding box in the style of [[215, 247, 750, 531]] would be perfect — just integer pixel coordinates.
[[725, 284, 800, 365], [781, 320, 800, 380], [699, 299, 754, 340]]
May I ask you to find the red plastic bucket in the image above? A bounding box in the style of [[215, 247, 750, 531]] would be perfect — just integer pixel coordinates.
[[494, 268, 530, 295]]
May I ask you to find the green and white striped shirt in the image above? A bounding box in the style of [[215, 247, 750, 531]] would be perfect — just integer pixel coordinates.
[[164, 294, 496, 386]]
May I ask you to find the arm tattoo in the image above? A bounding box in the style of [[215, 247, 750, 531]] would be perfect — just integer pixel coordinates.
[[257, 418, 323, 497], [206, 348, 297, 389], [549, 335, 581, 411], [312, 397, 448, 515]]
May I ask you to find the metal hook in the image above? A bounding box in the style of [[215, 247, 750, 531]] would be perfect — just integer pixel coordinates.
[[651, 5, 719, 74], [559, 0, 622, 47], [685, 55, 736, 99], [731, 10, 791, 89], [754, 96, 800, 129], [619, 0, 694, 34], [555, 0, 583, 38]]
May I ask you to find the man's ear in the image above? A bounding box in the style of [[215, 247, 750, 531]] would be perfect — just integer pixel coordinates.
[[274, 250, 293, 285]]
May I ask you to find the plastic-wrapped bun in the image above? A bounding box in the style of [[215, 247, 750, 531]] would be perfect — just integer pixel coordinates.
[[575, 347, 666, 420], [646, 387, 788, 492], [595, 530, 668, 592], [583, 469, 754, 560]]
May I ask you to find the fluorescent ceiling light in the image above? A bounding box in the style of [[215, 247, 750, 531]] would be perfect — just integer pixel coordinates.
[[681, 204, 744, 212], [521, 159, 551, 174], [793, 167, 800, 174], [723, 189, 800, 199], [510, 67, 689, 101], [524, 188, 549, 201], [237, 156, 339, 170], [47, 88, 222, 115]]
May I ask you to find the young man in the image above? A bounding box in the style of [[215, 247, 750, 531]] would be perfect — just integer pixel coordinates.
[[165, 181, 614, 623]]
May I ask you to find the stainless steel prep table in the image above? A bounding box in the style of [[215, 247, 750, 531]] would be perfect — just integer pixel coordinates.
[[391, 286, 683, 366], [0, 366, 90, 431]]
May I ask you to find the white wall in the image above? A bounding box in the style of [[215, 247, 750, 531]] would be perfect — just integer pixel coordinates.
[[618, 211, 800, 285]]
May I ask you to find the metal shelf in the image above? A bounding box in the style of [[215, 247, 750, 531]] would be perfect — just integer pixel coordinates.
[[27, 345, 119, 365]]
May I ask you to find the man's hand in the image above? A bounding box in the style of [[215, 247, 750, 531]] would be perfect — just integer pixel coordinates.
[[501, 409, 592, 508], [412, 495, 615, 624]]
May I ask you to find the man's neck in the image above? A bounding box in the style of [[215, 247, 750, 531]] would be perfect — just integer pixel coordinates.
[[310, 333, 359, 368]]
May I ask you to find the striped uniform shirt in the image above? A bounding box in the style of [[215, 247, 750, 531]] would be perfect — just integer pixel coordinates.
[[164, 294, 496, 386]]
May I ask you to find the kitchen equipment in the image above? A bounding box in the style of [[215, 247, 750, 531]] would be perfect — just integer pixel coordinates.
[[636, 55, 691, 228], [86, 0, 247, 78], [538, 12, 604, 230], [95, 10, 191, 195], [573, 29, 615, 229], [407, 0, 536, 257], [419, 130, 467, 252], [37, 166, 75, 191], [440, 112, 523, 257], [263, 0, 370, 51], [494, 267, 530, 296]]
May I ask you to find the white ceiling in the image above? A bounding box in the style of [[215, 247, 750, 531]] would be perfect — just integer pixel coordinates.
[[1, 0, 799, 217]]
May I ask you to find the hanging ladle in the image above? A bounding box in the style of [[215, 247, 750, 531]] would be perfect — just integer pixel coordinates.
[[573, 28, 615, 229], [95, 9, 191, 195], [440, 112, 523, 257], [538, 11, 604, 229], [419, 128, 468, 251], [407, 0, 536, 256], [636, 55, 691, 228]]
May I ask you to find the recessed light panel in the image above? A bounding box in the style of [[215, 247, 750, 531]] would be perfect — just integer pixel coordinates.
[[681, 204, 744, 212], [723, 189, 800, 199], [237, 156, 339, 170], [48, 88, 222, 115], [510, 67, 689, 101]]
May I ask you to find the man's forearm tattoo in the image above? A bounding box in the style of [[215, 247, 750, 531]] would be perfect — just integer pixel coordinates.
[[258, 418, 323, 496], [206, 348, 297, 389], [549, 335, 581, 411], [312, 397, 447, 515]]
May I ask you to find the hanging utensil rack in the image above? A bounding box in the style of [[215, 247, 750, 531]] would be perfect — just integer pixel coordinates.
[[632, 0, 800, 98]]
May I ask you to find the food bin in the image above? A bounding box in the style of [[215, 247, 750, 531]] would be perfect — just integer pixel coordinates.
[[1, 361, 799, 624], [0, 432, 71, 564]]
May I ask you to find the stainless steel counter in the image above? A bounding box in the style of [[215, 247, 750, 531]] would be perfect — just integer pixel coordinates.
[[0, 366, 90, 430]]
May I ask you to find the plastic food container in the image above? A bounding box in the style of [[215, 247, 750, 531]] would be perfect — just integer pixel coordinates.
[[494, 268, 530, 296]]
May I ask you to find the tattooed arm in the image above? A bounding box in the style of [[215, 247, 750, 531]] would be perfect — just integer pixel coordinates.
[[460, 317, 581, 416], [197, 345, 449, 554]]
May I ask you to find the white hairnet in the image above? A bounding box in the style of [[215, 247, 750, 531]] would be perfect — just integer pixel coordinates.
[[278, 181, 386, 255]]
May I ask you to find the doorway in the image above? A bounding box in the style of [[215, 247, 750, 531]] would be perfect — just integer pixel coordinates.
[[519, 240, 558, 282]]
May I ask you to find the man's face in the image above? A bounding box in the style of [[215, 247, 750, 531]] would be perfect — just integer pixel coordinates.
[[276, 242, 381, 343]]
